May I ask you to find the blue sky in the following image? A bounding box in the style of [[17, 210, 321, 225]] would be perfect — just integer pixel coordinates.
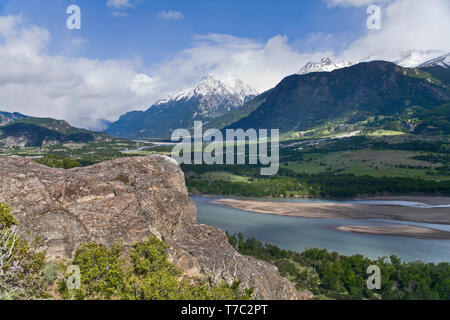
[[0, 0, 449, 128], [0, 0, 366, 64]]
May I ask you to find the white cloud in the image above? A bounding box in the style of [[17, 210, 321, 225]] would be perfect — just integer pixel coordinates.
[[130, 74, 161, 96], [106, 0, 142, 17], [0, 15, 161, 129], [0, 0, 449, 129], [325, 0, 393, 7], [71, 37, 87, 48], [106, 0, 132, 9], [157, 10, 184, 21], [0, 17, 327, 128], [149, 33, 332, 95], [339, 0, 450, 62], [110, 11, 129, 17]]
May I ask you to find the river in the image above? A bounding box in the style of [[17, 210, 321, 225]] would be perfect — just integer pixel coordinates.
[[193, 196, 450, 263]]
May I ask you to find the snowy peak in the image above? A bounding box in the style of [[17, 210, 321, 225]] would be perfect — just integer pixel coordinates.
[[152, 75, 258, 119], [395, 50, 445, 68], [156, 75, 257, 105], [298, 58, 353, 75], [221, 77, 259, 101], [418, 52, 450, 69], [181, 74, 227, 100]]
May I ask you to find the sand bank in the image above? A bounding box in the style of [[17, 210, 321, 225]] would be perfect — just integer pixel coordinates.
[[212, 197, 450, 238], [337, 225, 450, 239]]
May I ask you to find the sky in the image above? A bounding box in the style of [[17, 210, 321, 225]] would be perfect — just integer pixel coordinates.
[[0, 0, 449, 129]]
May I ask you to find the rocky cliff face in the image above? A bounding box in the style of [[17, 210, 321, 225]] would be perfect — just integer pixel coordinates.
[[0, 155, 302, 300]]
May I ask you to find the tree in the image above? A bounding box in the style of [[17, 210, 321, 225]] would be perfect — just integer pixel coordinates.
[[0, 203, 47, 300], [62, 236, 254, 300]]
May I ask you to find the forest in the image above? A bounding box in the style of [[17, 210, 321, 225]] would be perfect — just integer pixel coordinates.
[[227, 233, 450, 300], [184, 164, 450, 197]]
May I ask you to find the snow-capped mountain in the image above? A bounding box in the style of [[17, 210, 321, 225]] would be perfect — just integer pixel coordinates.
[[298, 58, 353, 75], [418, 52, 450, 69], [394, 50, 445, 68], [157, 75, 257, 105], [106, 75, 258, 138], [154, 75, 258, 118], [222, 77, 259, 104]]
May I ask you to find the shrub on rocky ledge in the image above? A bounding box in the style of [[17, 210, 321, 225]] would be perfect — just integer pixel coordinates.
[[59, 236, 253, 300], [0, 203, 47, 300], [0, 203, 253, 301]]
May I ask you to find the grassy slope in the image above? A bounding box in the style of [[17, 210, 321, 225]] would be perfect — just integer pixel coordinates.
[[183, 133, 450, 197], [282, 150, 443, 180]]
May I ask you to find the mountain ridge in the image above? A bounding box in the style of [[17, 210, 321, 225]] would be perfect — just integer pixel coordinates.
[[0, 117, 117, 147], [226, 60, 450, 133], [106, 75, 257, 138], [0, 111, 31, 126], [418, 52, 450, 69], [394, 50, 445, 68], [298, 58, 353, 75]]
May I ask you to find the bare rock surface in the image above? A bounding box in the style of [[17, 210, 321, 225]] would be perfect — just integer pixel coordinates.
[[0, 155, 301, 300]]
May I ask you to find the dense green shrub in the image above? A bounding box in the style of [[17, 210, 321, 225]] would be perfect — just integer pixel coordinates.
[[228, 233, 450, 300], [66, 242, 126, 299], [0, 203, 47, 300], [35, 154, 82, 169], [0, 203, 18, 228], [60, 237, 253, 300]]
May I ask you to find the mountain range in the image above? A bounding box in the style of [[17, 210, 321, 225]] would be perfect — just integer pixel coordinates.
[[298, 58, 353, 75], [418, 52, 450, 69], [103, 52, 449, 139], [227, 59, 450, 134], [106, 75, 258, 139], [0, 117, 116, 147], [2, 52, 449, 142], [394, 50, 446, 68]]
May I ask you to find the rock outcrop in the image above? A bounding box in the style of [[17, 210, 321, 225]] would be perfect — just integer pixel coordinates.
[[0, 155, 301, 300]]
